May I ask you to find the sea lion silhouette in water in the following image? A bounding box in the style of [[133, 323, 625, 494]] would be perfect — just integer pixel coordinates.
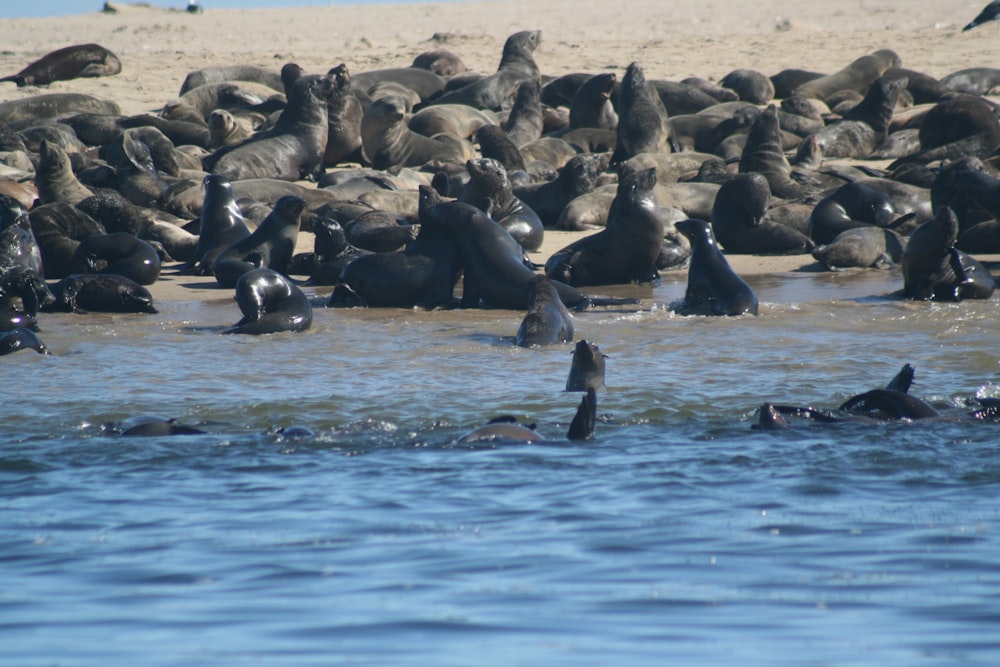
[[515, 275, 574, 347], [457, 386, 597, 443], [901, 207, 995, 301], [0, 328, 47, 355], [674, 219, 758, 316], [223, 268, 312, 335], [565, 340, 606, 392], [1, 44, 121, 87]]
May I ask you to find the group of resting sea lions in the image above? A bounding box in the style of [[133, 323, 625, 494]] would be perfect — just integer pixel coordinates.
[[2, 25, 1000, 438]]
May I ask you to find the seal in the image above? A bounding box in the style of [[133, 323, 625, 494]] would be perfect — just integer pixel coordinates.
[[513, 152, 609, 228], [179, 174, 252, 275], [710, 173, 813, 255], [73, 232, 161, 285], [516, 274, 574, 347], [719, 69, 774, 104], [890, 96, 1000, 167], [409, 104, 497, 140], [793, 49, 900, 101], [811, 226, 905, 270], [940, 67, 1000, 95], [457, 416, 541, 444], [411, 48, 468, 78], [212, 194, 305, 288], [28, 202, 105, 279], [222, 268, 313, 335], [0, 328, 46, 355], [569, 72, 618, 131], [0, 195, 44, 277], [0, 43, 121, 87], [504, 79, 543, 147], [610, 62, 673, 164], [810, 75, 908, 158], [545, 166, 664, 286], [321, 63, 365, 167], [361, 95, 473, 170], [206, 73, 331, 181], [474, 124, 526, 173], [178, 64, 284, 95], [808, 181, 896, 245], [345, 210, 418, 252], [460, 157, 544, 251], [291, 216, 367, 285], [566, 387, 598, 441], [739, 105, 808, 199], [565, 339, 606, 392], [431, 30, 542, 111], [902, 206, 995, 301], [34, 140, 93, 206], [350, 67, 446, 105], [0, 93, 120, 126], [674, 218, 758, 316], [46, 273, 157, 314]]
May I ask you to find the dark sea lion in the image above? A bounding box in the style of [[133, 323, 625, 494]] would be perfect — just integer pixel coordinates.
[[963, 1, 1000, 31], [737, 105, 807, 199], [808, 181, 896, 245], [474, 123, 526, 173], [681, 76, 740, 103], [0, 195, 44, 276], [958, 220, 1000, 253], [0, 266, 52, 329], [674, 218, 758, 316], [345, 210, 418, 252], [34, 140, 94, 206], [73, 233, 161, 285], [118, 113, 214, 150], [179, 65, 284, 95], [811, 226, 905, 270], [0, 328, 46, 355], [172, 81, 281, 122], [293, 217, 367, 285], [410, 104, 496, 139], [0, 93, 119, 125], [29, 202, 105, 279], [207, 74, 331, 181], [223, 268, 312, 335], [119, 416, 205, 437], [565, 339, 606, 392], [322, 64, 365, 167], [513, 152, 608, 227], [646, 79, 720, 116], [516, 274, 574, 347], [902, 207, 995, 301], [710, 173, 813, 255], [545, 166, 664, 286], [361, 95, 472, 170], [569, 73, 618, 131], [810, 75, 907, 158], [18, 122, 88, 153], [890, 96, 1000, 167], [518, 136, 579, 170], [939, 67, 1000, 95], [460, 157, 544, 251], [0, 44, 121, 87], [769, 68, 824, 99], [432, 30, 542, 111], [839, 389, 938, 420], [457, 417, 542, 444], [411, 48, 468, 78], [882, 67, 953, 105], [566, 387, 597, 441], [610, 62, 673, 164], [329, 186, 462, 308], [46, 273, 157, 314], [719, 69, 774, 104], [793, 49, 900, 101], [504, 79, 543, 147], [350, 67, 446, 105], [212, 194, 304, 288]]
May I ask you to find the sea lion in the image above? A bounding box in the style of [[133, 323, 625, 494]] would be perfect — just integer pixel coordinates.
[[544, 166, 664, 286], [206, 73, 331, 181], [610, 62, 673, 164], [569, 73, 618, 131], [0, 43, 121, 87], [33, 140, 93, 206], [940, 67, 1000, 95], [0, 93, 120, 125], [710, 173, 813, 255], [739, 105, 807, 199], [566, 387, 597, 441], [73, 232, 160, 285], [118, 416, 205, 437], [890, 96, 1000, 166], [171, 81, 281, 123], [46, 273, 157, 314], [513, 152, 608, 227], [504, 79, 543, 147], [680, 76, 740, 103], [457, 416, 541, 444], [810, 75, 908, 158], [344, 210, 418, 252], [410, 104, 497, 139], [963, 1, 1000, 31], [0, 328, 47, 355], [839, 389, 938, 420], [565, 339, 606, 392], [901, 207, 995, 301], [322, 63, 365, 167], [350, 67, 446, 105], [431, 30, 542, 111], [212, 194, 304, 288], [459, 157, 544, 251], [719, 69, 775, 104], [811, 226, 905, 270], [474, 123, 526, 173], [674, 218, 758, 316], [411, 48, 468, 78], [808, 181, 896, 245], [207, 109, 256, 148], [770, 69, 825, 99], [222, 268, 312, 335], [0, 195, 44, 277], [793, 49, 900, 101], [292, 217, 367, 285], [361, 95, 473, 170], [178, 64, 284, 95], [29, 202, 105, 279], [516, 274, 574, 347]]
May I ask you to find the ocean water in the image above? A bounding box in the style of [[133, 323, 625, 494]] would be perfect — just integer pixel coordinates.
[[4, 267, 1000, 665], [1, 0, 426, 20]]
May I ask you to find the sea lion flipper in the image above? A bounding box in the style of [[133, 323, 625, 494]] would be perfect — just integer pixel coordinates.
[[566, 387, 597, 441]]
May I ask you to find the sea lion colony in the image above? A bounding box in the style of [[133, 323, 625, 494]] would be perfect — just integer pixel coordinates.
[[1, 28, 999, 432]]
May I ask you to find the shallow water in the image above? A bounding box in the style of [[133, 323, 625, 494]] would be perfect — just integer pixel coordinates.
[[4, 266, 1000, 665]]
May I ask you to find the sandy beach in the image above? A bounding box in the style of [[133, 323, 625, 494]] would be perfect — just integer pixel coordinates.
[[1, 0, 998, 301]]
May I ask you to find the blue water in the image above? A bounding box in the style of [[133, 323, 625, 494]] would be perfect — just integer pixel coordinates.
[[4, 268, 1000, 665], [1, 0, 416, 20]]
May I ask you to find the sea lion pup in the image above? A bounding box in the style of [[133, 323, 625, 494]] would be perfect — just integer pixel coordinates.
[[177, 174, 251, 275], [710, 173, 813, 255], [329, 185, 461, 308], [902, 207, 995, 302], [610, 62, 674, 165], [361, 95, 473, 170], [0, 43, 121, 87], [504, 79, 543, 147], [459, 157, 543, 251], [565, 340, 606, 392], [178, 65, 284, 96], [205, 73, 331, 181], [33, 140, 93, 206], [719, 69, 774, 105], [212, 194, 304, 288], [569, 73, 618, 131], [674, 219, 758, 316], [411, 48, 468, 78], [811, 226, 905, 271], [515, 274, 574, 347], [793, 49, 900, 101], [808, 181, 896, 246], [73, 233, 161, 285], [0, 328, 46, 355], [222, 268, 312, 335], [207, 109, 256, 149], [889, 97, 1000, 167], [513, 153, 608, 228], [940, 67, 1000, 95], [545, 166, 664, 287], [809, 75, 908, 159], [322, 63, 365, 167], [431, 30, 542, 111], [45, 273, 157, 314]]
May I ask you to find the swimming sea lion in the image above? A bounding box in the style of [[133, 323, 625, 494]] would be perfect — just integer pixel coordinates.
[[212, 194, 304, 288], [0, 43, 121, 87], [674, 218, 758, 316], [223, 268, 312, 335], [565, 339, 606, 392], [0, 327, 46, 355], [516, 274, 574, 347]]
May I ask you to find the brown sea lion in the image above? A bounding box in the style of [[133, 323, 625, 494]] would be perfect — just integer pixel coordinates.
[[1, 44, 121, 87]]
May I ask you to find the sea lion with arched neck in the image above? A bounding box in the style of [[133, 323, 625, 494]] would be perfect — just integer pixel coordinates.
[[902, 207, 995, 302], [610, 62, 674, 165], [431, 30, 542, 111], [222, 268, 312, 335], [212, 195, 305, 288], [674, 219, 758, 316], [178, 174, 252, 276], [459, 157, 544, 252]]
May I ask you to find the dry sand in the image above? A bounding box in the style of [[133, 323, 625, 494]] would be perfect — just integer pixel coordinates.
[[0, 0, 997, 301]]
